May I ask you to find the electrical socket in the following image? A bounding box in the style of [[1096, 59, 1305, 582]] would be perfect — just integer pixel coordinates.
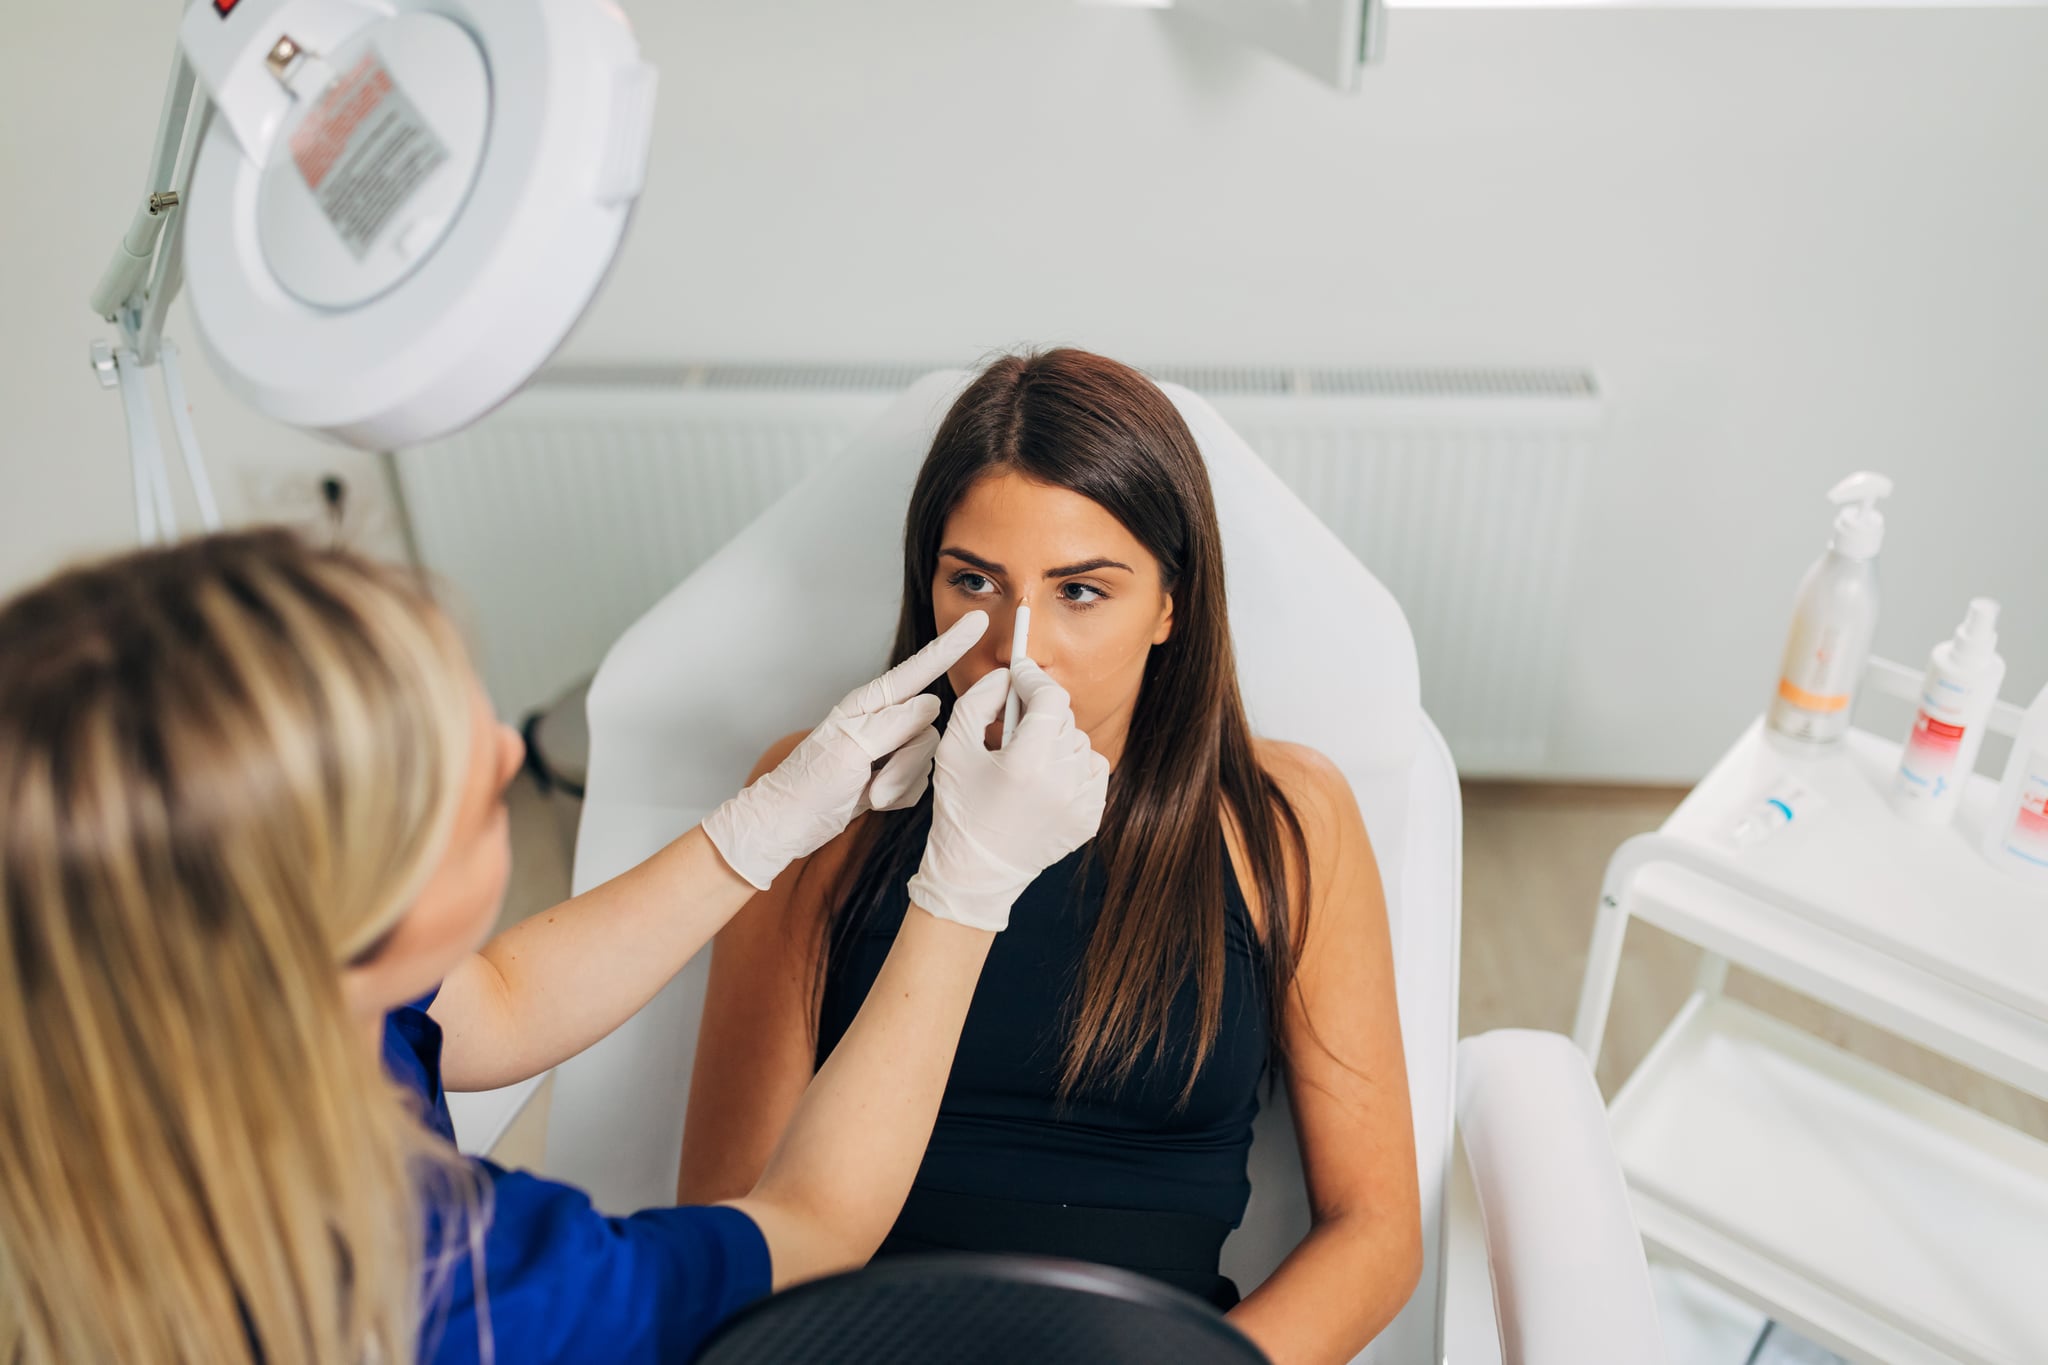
[[237, 461, 412, 563]]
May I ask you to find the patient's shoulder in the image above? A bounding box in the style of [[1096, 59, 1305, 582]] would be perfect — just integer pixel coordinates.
[[1251, 738, 1375, 873], [1252, 738, 1353, 818]]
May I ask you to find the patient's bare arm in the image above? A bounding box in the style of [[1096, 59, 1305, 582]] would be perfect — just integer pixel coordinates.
[[1226, 741, 1423, 1364]]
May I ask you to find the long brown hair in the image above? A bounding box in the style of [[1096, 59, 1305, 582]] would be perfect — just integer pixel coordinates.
[[0, 530, 485, 1364], [826, 349, 1311, 1101]]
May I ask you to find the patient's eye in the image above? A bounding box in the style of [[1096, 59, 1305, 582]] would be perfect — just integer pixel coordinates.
[[1059, 581, 1107, 608], [947, 570, 999, 599]]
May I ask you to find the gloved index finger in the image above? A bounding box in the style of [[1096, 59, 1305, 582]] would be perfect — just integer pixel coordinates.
[[1008, 658, 1073, 718], [948, 664, 1012, 730], [845, 610, 990, 714], [1006, 659, 1078, 751]]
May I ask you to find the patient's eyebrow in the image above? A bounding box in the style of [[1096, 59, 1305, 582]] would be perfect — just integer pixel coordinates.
[[939, 546, 1006, 576], [1043, 557, 1134, 579], [939, 547, 1135, 579]]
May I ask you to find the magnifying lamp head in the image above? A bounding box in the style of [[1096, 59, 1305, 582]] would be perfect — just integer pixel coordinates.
[[177, 0, 656, 450]]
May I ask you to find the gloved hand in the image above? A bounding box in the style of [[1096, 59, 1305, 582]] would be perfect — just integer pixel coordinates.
[[705, 611, 990, 890], [907, 658, 1111, 931]]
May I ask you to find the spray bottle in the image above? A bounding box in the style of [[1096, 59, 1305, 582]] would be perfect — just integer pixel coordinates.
[[1892, 598, 2005, 824], [1983, 683, 2048, 887], [1766, 472, 1892, 749]]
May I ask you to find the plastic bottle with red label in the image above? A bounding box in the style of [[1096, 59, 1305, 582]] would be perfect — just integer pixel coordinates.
[[1985, 683, 2048, 887], [1893, 598, 2005, 826]]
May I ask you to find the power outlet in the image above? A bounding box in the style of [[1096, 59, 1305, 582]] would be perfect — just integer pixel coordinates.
[[238, 462, 412, 562]]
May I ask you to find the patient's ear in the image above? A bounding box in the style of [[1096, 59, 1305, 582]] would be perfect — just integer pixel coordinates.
[[1152, 591, 1174, 646]]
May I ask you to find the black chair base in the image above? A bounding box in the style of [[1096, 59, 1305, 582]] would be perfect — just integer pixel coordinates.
[[693, 1253, 1270, 1365]]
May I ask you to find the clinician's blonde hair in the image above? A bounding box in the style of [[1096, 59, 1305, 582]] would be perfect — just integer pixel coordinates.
[[0, 529, 485, 1364]]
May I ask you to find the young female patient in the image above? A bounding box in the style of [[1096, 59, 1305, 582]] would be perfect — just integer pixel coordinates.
[[681, 348, 1422, 1363]]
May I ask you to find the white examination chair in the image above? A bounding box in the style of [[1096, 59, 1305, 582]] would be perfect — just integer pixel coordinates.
[[543, 372, 1665, 1364]]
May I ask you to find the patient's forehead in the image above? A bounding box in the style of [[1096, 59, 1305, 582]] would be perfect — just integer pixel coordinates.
[[941, 471, 1157, 580]]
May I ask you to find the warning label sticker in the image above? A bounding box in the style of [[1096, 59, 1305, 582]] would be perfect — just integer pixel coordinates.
[[289, 53, 448, 259]]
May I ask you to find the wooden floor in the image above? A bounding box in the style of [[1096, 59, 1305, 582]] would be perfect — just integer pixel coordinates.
[[1462, 780, 2048, 1138]]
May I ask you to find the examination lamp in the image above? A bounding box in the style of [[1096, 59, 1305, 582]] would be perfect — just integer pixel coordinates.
[[89, 0, 657, 542]]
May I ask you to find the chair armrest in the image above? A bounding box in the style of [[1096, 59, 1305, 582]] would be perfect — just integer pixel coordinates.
[[1456, 1029, 1666, 1365]]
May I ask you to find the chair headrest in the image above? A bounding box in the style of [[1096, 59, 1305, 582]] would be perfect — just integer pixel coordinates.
[[586, 369, 1420, 918]]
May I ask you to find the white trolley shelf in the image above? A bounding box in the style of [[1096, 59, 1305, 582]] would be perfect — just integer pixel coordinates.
[[1573, 716, 2048, 1365]]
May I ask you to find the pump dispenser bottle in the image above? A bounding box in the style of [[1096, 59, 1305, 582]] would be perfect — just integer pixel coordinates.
[[1893, 598, 2005, 825], [1767, 472, 1892, 749]]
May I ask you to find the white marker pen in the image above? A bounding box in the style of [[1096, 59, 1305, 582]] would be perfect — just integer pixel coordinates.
[[1001, 604, 1031, 748]]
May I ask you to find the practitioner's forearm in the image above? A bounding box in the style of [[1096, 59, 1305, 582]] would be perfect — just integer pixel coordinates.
[[727, 907, 992, 1288], [432, 826, 756, 1091]]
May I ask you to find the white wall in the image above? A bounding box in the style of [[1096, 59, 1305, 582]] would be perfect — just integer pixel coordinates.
[[0, 8, 397, 593], [6, 0, 2046, 781]]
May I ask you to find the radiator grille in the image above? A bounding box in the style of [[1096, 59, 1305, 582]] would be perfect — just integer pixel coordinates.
[[396, 366, 1598, 774]]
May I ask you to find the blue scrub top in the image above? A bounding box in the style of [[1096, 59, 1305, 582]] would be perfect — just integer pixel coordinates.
[[383, 995, 772, 1363]]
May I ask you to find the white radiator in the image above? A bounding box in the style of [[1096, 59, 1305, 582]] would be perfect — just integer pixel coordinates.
[[395, 364, 1599, 775]]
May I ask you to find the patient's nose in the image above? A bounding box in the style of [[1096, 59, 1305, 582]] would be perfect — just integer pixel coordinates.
[[992, 602, 1021, 667], [991, 595, 1044, 671]]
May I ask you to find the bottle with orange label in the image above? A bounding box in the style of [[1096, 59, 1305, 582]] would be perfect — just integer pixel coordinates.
[[1766, 472, 1892, 748]]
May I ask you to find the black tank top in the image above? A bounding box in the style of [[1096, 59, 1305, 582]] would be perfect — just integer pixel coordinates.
[[816, 839, 1270, 1302]]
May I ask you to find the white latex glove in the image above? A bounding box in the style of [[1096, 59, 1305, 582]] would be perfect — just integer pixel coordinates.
[[704, 611, 990, 890], [907, 658, 1111, 931]]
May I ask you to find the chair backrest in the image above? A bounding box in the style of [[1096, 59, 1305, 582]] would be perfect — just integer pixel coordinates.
[[547, 371, 1451, 1362]]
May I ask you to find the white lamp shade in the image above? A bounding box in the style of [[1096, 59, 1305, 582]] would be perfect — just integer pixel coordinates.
[[177, 0, 656, 450]]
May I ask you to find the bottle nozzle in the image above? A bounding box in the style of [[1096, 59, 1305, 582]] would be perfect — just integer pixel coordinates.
[[1828, 470, 1895, 512], [1956, 597, 2000, 658], [1826, 470, 1893, 560]]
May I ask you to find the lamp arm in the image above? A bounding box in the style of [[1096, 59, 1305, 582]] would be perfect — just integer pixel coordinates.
[[90, 46, 203, 341], [90, 6, 221, 545]]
